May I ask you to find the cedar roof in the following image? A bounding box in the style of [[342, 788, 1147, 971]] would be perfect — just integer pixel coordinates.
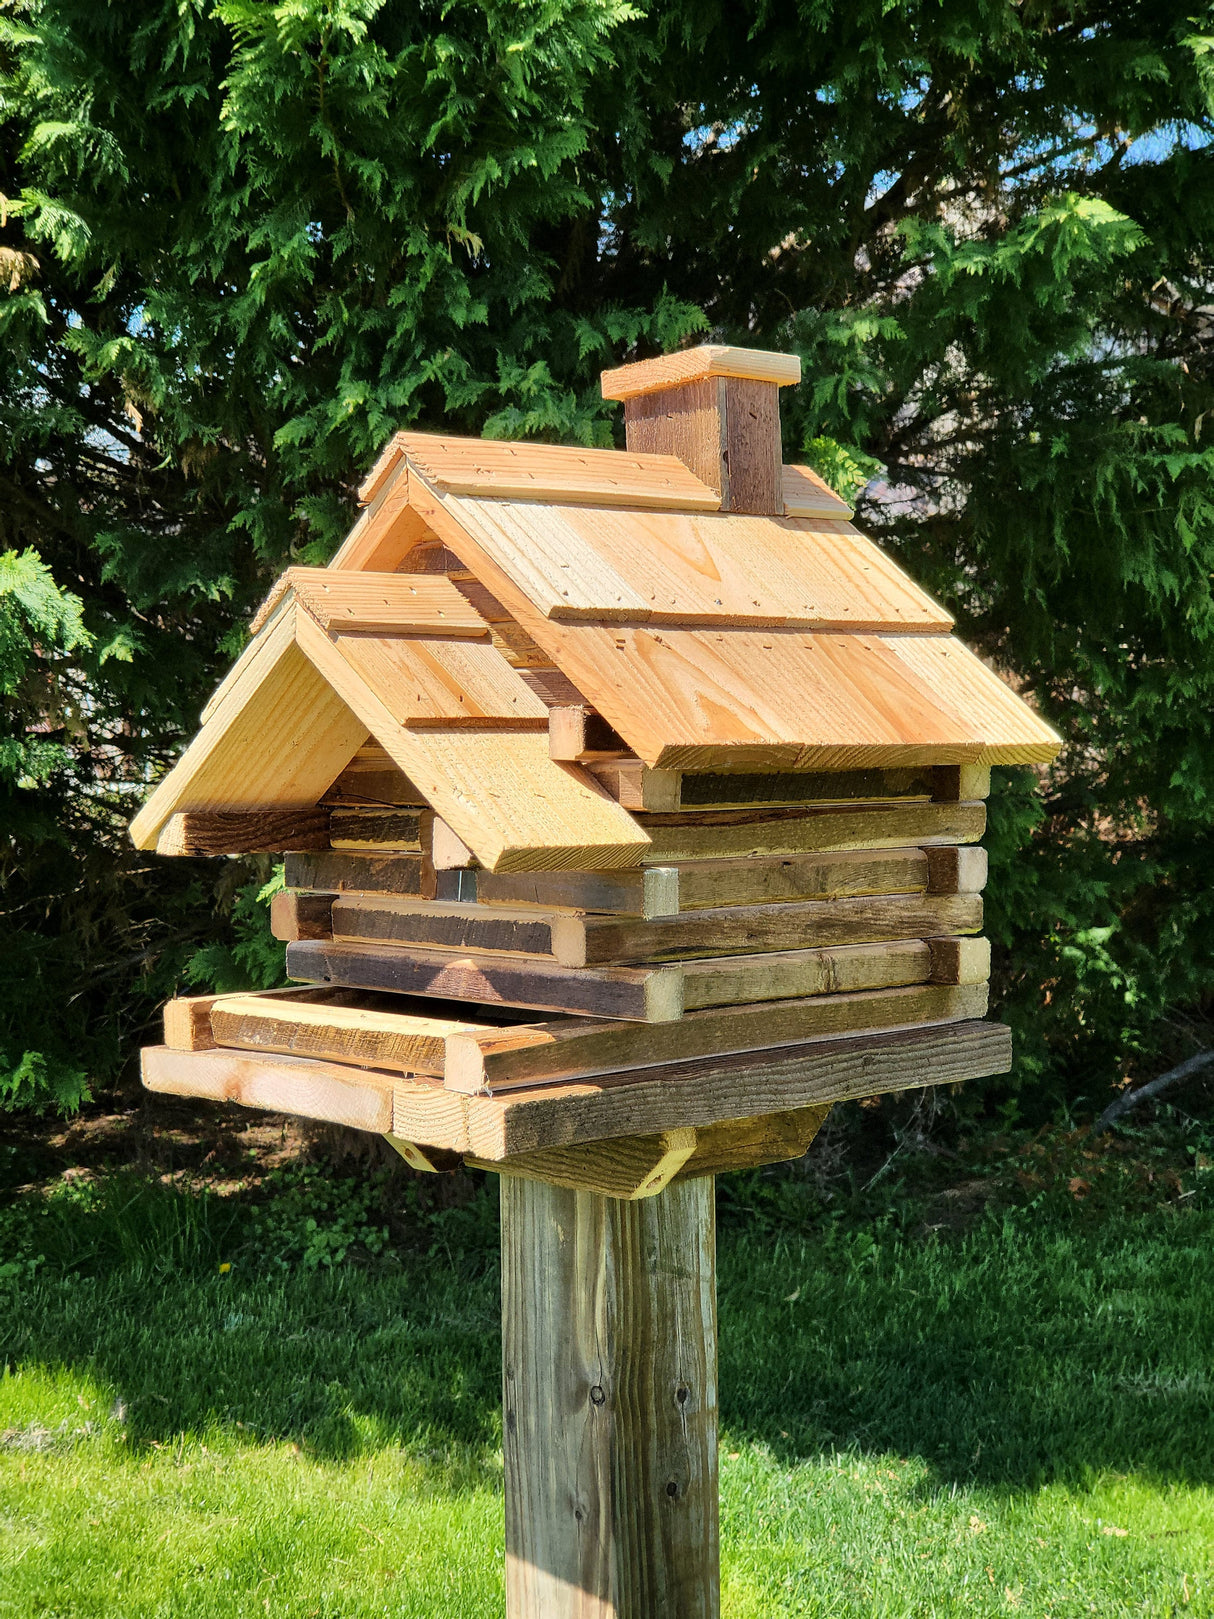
[[131, 350, 1060, 869]]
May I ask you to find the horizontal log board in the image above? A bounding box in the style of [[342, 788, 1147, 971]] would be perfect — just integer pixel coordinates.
[[157, 809, 332, 857], [141, 1020, 1011, 1158], [284, 851, 427, 895], [209, 995, 488, 1076], [470, 846, 951, 916], [473, 865, 682, 918], [188, 940, 957, 1072], [585, 762, 939, 813], [637, 800, 986, 863], [326, 891, 983, 966], [329, 807, 424, 851], [676, 765, 935, 807], [681, 940, 933, 1009], [286, 938, 685, 1023], [444, 980, 989, 1093]]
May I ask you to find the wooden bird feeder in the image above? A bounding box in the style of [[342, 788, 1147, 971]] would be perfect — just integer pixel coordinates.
[[133, 344, 1060, 1617]]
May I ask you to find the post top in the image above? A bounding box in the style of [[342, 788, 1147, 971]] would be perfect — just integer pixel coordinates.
[[600, 343, 802, 402]]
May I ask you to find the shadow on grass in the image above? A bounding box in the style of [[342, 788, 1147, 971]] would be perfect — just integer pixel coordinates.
[[3, 1167, 1214, 1494]]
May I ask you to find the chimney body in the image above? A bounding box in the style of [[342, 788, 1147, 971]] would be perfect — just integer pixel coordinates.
[[600, 345, 801, 516]]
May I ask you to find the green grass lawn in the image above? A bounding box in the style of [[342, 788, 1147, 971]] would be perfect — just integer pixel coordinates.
[[2, 1119, 1213, 1616]]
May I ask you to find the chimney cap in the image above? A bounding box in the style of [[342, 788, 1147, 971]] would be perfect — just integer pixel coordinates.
[[601, 343, 801, 402]]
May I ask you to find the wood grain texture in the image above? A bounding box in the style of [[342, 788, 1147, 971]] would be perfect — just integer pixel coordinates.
[[156, 808, 332, 857], [674, 1106, 831, 1179], [440, 498, 952, 631], [287, 938, 686, 1023], [250, 568, 489, 638], [329, 626, 550, 729], [720, 376, 783, 515], [366, 432, 722, 511], [327, 892, 978, 967], [602, 341, 800, 398], [162, 985, 355, 1052], [501, 1175, 719, 1619], [638, 802, 986, 864], [474, 866, 681, 919], [680, 940, 932, 1010], [549, 892, 982, 967], [670, 848, 930, 910], [292, 610, 650, 873], [469, 1127, 697, 1200], [142, 1020, 1010, 1155], [782, 464, 852, 520], [623, 377, 726, 503], [329, 806, 424, 851], [283, 850, 426, 895], [925, 844, 989, 895], [475, 850, 926, 916], [444, 981, 990, 1094], [129, 607, 369, 850], [270, 890, 335, 942], [548, 705, 629, 762], [928, 936, 992, 986], [319, 742, 425, 808], [209, 993, 490, 1077], [141, 1044, 395, 1132], [332, 459, 437, 571], [331, 894, 561, 957]]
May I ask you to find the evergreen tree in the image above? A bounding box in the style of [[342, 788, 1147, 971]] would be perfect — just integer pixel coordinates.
[[1, 0, 1211, 1113]]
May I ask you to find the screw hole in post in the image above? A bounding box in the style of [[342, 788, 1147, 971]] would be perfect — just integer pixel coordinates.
[[666, 1481, 679, 1499], [589, 1384, 606, 1407]]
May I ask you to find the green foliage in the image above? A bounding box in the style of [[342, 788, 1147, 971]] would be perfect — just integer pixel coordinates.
[[249, 1163, 393, 1271], [0, 0, 1211, 1112]]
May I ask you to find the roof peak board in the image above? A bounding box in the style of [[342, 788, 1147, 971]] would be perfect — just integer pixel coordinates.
[[601, 345, 802, 402], [250, 568, 491, 638], [427, 494, 955, 632], [399, 483, 1061, 771]]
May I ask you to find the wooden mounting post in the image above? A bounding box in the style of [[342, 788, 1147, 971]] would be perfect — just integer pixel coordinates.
[[501, 1175, 719, 1618]]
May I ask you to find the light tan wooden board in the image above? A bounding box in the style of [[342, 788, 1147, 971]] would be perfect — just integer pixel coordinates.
[[142, 1018, 1010, 1158], [250, 568, 489, 638], [444, 980, 989, 1093], [395, 454, 1060, 771], [441, 497, 952, 630], [327, 890, 982, 967], [638, 801, 986, 863], [370, 432, 722, 512], [782, 464, 853, 520], [332, 468, 436, 572], [601, 343, 801, 399], [327, 628, 550, 729], [130, 607, 369, 850], [209, 994, 491, 1077]]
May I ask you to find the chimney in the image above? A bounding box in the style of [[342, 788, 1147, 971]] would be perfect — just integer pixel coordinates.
[[600, 344, 801, 515]]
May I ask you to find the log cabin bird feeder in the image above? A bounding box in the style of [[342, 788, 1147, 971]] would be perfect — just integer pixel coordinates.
[[134, 344, 1059, 1618]]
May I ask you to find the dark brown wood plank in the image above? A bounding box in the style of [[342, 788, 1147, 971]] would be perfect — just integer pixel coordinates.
[[283, 850, 427, 895], [156, 809, 332, 857], [638, 800, 986, 863], [270, 890, 336, 943], [286, 938, 685, 1023], [329, 806, 424, 851]]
